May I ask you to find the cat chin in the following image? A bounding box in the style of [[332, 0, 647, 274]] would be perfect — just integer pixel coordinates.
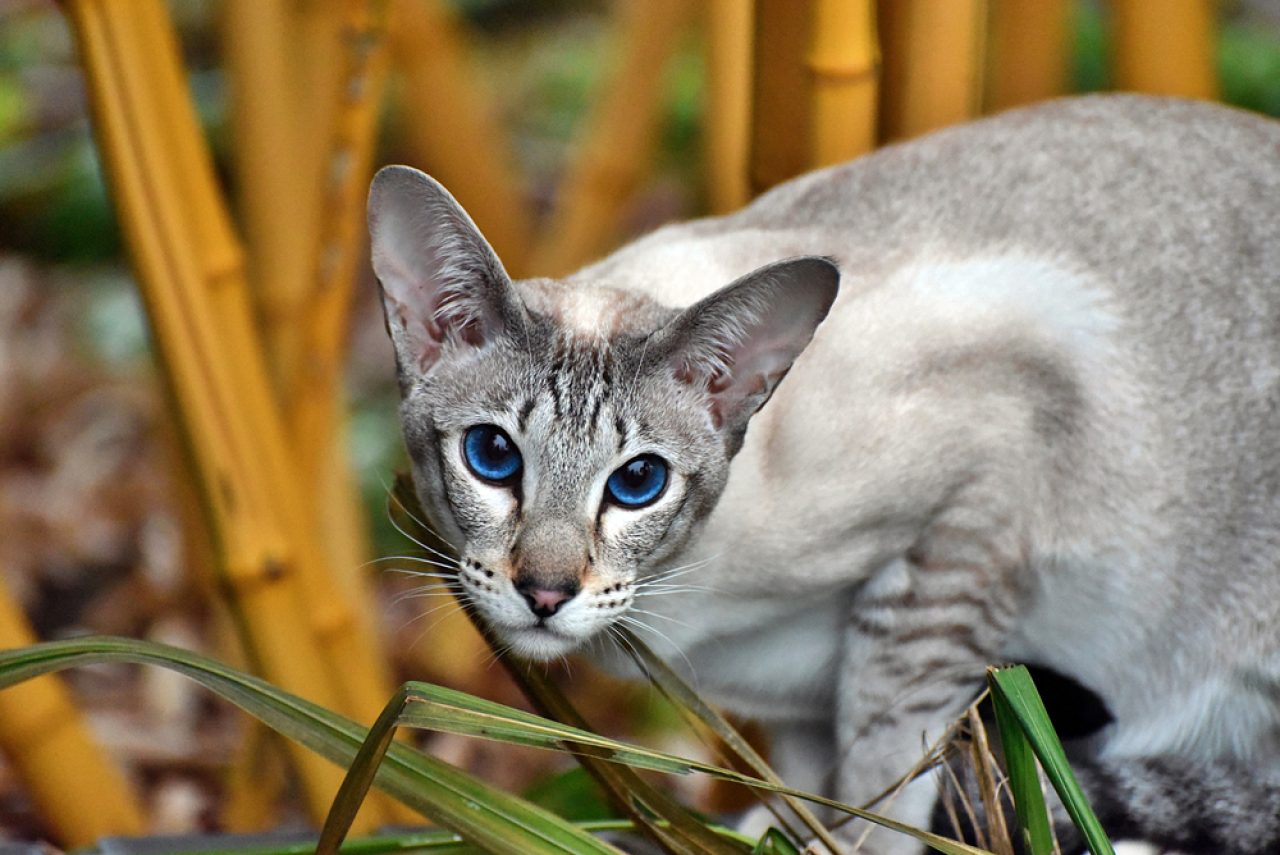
[[503, 625, 583, 661]]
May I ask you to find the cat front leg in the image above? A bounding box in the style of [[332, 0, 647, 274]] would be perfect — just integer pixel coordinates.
[[829, 544, 1023, 854]]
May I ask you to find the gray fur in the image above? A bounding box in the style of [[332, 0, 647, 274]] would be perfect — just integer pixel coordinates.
[[369, 95, 1280, 854]]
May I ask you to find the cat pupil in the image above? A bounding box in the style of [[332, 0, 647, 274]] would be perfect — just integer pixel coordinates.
[[483, 432, 510, 461], [622, 459, 650, 486]]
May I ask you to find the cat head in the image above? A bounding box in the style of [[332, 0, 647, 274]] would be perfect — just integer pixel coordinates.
[[369, 165, 838, 659]]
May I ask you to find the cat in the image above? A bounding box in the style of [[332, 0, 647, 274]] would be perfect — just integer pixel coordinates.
[[368, 94, 1280, 854]]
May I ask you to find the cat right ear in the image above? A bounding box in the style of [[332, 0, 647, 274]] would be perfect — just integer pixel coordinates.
[[368, 165, 524, 378], [659, 256, 840, 436]]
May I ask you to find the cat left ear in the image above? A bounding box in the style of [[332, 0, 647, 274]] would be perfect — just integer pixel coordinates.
[[660, 256, 839, 434], [368, 165, 524, 378]]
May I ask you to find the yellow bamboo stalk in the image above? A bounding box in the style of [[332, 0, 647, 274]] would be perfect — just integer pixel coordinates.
[[391, 0, 532, 274], [529, 0, 695, 276], [221, 0, 325, 392], [136, 2, 400, 760], [288, 0, 391, 631], [62, 0, 393, 827], [703, 0, 754, 213], [0, 582, 145, 842], [155, 415, 289, 833], [285, 8, 421, 824], [224, 0, 398, 774], [985, 0, 1070, 111], [808, 0, 878, 168], [877, 0, 988, 141], [1111, 0, 1218, 99], [749, 0, 814, 194]]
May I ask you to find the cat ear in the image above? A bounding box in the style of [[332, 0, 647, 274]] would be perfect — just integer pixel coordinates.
[[368, 165, 524, 377], [660, 256, 839, 433]]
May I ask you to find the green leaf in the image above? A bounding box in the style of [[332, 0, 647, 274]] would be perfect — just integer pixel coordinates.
[[0, 637, 618, 855], [320, 676, 992, 855], [319, 685, 419, 854], [614, 627, 838, 850], [522, 767, 616, 822], [989, 673, 1054, 855], [988, 666, 1115, 855], [751, 828, 802, 855]]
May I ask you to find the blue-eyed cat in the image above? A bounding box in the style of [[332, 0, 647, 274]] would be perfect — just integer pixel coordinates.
[[368, 95, 1280, 854]]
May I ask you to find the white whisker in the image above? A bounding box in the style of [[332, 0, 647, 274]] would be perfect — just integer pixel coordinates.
[[391, 586, 461, 606], [379, 474, 446, 539], [385, 513, 460, 565], [639, 553, 721, 587], [629, 607, 693, 629], [374, 555, 459, 572], [616, 615, 698, 685], [382, 567, 456, 580], [633, 584, 716, 597], [606, 623, 644, 667]]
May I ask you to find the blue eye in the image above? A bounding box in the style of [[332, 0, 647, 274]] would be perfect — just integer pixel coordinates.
[[462, 425, 522, 485], [606, 455, 668, 508]]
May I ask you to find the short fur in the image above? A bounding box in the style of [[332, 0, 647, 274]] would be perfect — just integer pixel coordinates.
[[369, 95, 1280, 854]]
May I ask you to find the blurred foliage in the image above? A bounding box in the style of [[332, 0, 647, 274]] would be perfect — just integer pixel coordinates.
[[1220, 20, 1280, 115], [1071, 1, 1111, 92], [522, 767, 616, 823]]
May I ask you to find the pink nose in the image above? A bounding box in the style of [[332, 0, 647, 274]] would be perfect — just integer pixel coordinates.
[[515, 582, 576, 619]]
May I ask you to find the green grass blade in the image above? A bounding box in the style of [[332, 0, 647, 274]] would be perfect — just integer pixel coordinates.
[[84, 820, 747, 855], [751, 828, 802, 855], [0, 637, 618, 855], [319, 685, 417, 854], [614, 627, 842, 852], [380, 680, 992, 855], [988, 666, 1115, 855], [989, 672, 1054, 855]]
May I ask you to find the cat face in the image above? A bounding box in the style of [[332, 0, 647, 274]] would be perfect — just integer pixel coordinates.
[[369, 166, 838, 659]]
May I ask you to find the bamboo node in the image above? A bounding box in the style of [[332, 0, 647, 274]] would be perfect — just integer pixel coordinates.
[[329, 150, 354, 191], [221, 554, 290, 589]]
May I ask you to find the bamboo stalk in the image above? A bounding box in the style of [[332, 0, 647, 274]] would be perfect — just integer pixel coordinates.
[[221, 0, 325, 392], [284, 8, 421, 824], [749, 0, 814, 194], [1111, 0, 1218, 99], [529, 0, 695, 276], [224, 0, 398, 774], [62, 0, 393, 827], [807, 0, 878, 168], [138, 1, 400, 760], [985, 0, 1070, 111], [286, 0, 392, 637], [0, 582, 145, 842], [877, 0, 988, 141], [703, 0, 754, 213], [391, 0, 532, 274]]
